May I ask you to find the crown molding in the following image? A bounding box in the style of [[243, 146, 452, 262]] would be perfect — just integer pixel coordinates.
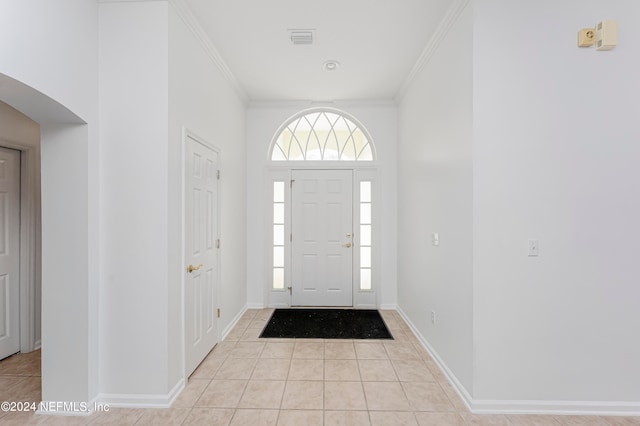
[[248, 99, 398, 109], [168, 0, 250, 104], [97, 0, 167, 3], [395, 0, 471, 102]]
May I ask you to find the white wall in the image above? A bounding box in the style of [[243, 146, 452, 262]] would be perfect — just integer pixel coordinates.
[[473, 0, 640, 404], [246, 103, 398, 308], [99, 1, 170, 397], [0, 0, 100, 405], [399, 0, 640, 410], [1, 0, 247, 408], [397, 2, 474, 392], [168, 3, 247, 387], [41, 123, 95, 403], [0, 0, 98, 119], [99, 0, 248, 400]]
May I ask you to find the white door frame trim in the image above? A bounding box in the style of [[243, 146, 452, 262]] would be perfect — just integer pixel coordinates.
[[180, 128, 221, 381], [265, 164, 379, 309], [0, 140, 40, 353]]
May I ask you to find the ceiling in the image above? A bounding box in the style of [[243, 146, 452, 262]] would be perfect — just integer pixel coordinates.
[[183, 0, 452, 103]]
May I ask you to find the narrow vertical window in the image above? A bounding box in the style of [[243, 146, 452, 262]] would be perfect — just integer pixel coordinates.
[[273, 181, 285, 289], [360, 181, 372, 290]]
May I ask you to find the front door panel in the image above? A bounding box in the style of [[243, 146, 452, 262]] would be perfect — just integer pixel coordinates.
[[291, 170, 353, 306]]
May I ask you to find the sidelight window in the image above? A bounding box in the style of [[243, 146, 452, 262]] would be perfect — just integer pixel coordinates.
[[272, 181, 285, 289], [359, 181, 372, 290]]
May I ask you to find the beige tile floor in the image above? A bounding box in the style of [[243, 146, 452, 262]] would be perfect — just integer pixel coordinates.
[[1, 309, 639, 425]]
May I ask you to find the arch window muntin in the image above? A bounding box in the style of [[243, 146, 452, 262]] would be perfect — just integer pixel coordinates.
[[269, 108, 376, 162]]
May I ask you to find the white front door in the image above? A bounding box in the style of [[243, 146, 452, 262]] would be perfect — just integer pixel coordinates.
[[291, 170, 353, 306], [0, 147, 20, 360], [185, 136, 219, 376]]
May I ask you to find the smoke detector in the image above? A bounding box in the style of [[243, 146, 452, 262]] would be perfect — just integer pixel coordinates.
[[289, 30, 314, 45]]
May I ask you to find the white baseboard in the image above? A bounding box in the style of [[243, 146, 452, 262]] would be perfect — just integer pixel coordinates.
[[221, 304, 249, 341], [96, 379, 184, 408], [396, 306, 640, 416], [246, 303, 265, 309], [471, 399, 640, 416], [379, 304, 398, 310], [395, 306, 474, 410], [34, 340, 42, 350]]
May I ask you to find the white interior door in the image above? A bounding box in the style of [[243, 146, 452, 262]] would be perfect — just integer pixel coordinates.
[[185, 136, 219, 376], [291, 169, 353, 306], [0, 147, 20, 360]]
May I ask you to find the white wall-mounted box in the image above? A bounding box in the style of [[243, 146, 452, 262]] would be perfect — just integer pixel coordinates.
[[596, 20, 618, 51]]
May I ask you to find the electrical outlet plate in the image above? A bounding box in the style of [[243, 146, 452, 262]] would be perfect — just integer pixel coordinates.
[[578, 28, 596, 47]]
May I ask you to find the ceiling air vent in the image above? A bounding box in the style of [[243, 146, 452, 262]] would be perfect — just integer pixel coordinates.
[[289, 30, 314, 45]]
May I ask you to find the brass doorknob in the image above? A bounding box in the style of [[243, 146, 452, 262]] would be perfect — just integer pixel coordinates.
[[188, 264, 203, 273], [343, 242, 352, 248]]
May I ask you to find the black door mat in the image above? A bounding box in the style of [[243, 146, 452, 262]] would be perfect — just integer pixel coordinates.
[[259, 309, 394, 339]]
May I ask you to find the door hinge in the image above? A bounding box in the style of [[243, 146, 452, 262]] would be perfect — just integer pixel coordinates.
[[287, 286, 292, 295], [290, 179, 295, 188], [217, 170, 220, 180], [290, 233, 292, 242], [216, 239, 220, 249], [217, 308, 220, 318]]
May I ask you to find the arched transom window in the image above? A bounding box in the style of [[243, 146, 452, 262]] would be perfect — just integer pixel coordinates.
[[271, 109, 374, 161]]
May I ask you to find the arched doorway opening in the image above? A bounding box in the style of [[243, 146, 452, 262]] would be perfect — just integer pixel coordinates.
[[0, 72, 98, 405]]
